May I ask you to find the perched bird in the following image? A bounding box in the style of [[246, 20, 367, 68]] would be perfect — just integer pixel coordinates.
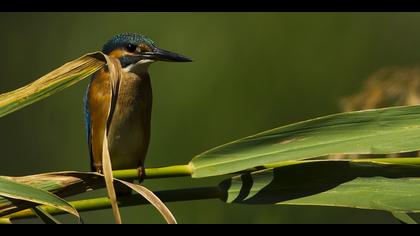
[[84, 33, 192, 194]]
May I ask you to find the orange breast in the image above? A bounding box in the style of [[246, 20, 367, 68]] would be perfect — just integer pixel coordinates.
[[87, 67, 153, 171]]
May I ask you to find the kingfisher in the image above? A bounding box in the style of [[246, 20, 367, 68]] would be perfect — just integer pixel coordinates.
[[84, 33, 192, 194]]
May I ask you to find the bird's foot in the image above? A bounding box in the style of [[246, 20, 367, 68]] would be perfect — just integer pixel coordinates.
[[137, 166, 146, 183], [96, 168, 104, 175]]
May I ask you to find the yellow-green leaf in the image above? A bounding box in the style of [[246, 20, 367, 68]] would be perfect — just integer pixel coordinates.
[[1, 171, 175, 224], [0, 176, 80, 221], [0, 218, 11, 224], [0, 52, 106, 117]]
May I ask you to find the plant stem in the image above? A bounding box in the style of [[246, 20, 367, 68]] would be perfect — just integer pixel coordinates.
[[111, 158, 420, 181], [7, 157, 420, 221], [113, 164, 193, 180], [7, 186, 221, 221]]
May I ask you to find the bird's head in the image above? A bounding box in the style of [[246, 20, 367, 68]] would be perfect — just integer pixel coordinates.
[[102, 33, 192, 73]]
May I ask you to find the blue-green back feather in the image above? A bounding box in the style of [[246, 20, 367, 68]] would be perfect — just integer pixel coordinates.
[[84, 75, 94, 170]]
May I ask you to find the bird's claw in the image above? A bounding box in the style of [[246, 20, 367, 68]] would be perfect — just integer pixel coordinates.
[[137, 166, 146, 183]]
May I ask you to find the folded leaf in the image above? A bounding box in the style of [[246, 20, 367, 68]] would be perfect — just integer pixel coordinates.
[[100, 55, 123, 224]]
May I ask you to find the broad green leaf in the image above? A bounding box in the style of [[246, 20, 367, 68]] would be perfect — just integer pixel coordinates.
[[0, 176, 79, 220], [191, 105, 420, 178], [219, 161, 420, 213], [0, 52, 106, 117], [31, 206, 62, 224]]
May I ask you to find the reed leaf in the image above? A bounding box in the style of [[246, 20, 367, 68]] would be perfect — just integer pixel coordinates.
[[31, 206, 62, 224], [0, 176, 80, 221], [0, 218, 11, 224], [0, 52, 106, 117], [0, 171, 176, 224], [100, 55, 122, 224], [391, 212, 418, 224], [0, 50, 128, 224], [118, 180, 177, 224], [219, 160, 420, 213], [191, 105, 420, 178]]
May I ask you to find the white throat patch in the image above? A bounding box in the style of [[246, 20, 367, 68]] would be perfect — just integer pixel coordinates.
[[123, 59, 154, 75]]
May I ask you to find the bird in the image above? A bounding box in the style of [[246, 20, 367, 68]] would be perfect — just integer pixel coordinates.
[[84, 33, 192, 195]]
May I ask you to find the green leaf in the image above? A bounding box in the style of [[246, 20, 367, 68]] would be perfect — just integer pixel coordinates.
[[0, 52, 106, 117], [0, 51, 122, 223], [31, 206, 61, 224], [391, 212, 418, 224], [219, 161, 420, 213], [1, 171, 175, 224], [191, 105, 420, 178], [0, 218, 11, 224], [0, 176, 80, 221], [0, 171, 102, 216]]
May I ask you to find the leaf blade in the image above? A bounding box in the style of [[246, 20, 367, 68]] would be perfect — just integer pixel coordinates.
[[0, 52, 106, 117], [219, 161, 420, 213], [391, 212, 418, 224], [31, 206, 62, 224], [1, 171, 176, 224], [116, 180, 177, 224], [100, 55, 123, 224], [0, 176, 80, 221], [191, 105, 420, 177], [0, 218, 11, 224]]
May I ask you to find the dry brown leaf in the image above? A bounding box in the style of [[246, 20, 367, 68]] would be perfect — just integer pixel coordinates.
[[101, 55, 123, 224]]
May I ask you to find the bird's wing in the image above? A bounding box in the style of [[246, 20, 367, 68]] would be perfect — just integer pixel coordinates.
[[85, 68, 112, 172], [84, 76, 93, 170]]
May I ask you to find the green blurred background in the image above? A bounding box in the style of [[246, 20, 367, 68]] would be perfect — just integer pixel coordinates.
[[1, 12, 419, 223]]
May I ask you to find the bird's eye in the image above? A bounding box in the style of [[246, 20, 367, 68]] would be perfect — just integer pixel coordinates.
[[126, 43, 137, 53]]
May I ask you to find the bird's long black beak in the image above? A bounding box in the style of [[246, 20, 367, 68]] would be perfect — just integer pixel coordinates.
[[142, 47, 193, 62]]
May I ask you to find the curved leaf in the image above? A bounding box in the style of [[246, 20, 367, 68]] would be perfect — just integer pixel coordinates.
[[31, 206, 62, 224], [191, 105, 420, 177], [0, 176, 80, 221], [1, 171, 175, 224], [116, 180, 177, 224], [100, 55, 123, 224], [0, 52, 106, 117]]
